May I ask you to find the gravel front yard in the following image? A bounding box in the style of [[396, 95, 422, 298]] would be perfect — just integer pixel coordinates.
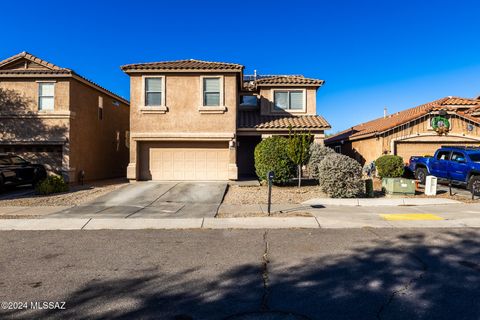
[[0, 179, 129, 207], [223, 184, 326, 205]]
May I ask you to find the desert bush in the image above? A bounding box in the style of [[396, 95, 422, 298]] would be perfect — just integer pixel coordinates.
[[35, 175, 69, 195], [318, 153, 364, 198], [307, 143, 336, 179], [254, 136, 296, 184], [375, 155, 404, 178]]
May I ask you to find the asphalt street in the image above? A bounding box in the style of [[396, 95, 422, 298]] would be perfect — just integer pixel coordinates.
[[0, 228, 479, 320]]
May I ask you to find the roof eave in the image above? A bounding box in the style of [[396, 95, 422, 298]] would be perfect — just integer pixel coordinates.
[[255, 83, 324, 87], [121, 68, 243, 74], [237, 126, 330, 131]]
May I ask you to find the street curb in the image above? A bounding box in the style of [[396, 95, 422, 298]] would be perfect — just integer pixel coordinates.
[[0, 218, 321, 230], [202, 217, 319, 229], [0, 217, 478, 230], [0, 219, 89, 230], [83, 218, 203, 230]]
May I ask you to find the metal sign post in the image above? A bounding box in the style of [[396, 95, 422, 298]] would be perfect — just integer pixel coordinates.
[[267, 171, 274, 215]]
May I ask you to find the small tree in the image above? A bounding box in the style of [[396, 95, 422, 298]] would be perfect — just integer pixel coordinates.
[[287, 130, 313, 187]]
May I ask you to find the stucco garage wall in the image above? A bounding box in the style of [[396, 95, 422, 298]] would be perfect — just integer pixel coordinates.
[[128, 73, 238, 181]]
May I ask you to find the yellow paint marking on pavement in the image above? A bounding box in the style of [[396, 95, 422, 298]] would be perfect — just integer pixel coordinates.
[[380, 214, 444, 221]]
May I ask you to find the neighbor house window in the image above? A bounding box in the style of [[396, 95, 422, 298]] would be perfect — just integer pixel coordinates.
[[240, 95, 258, 108], [98, 96, 104, 120], [273, 90, 304, 110], [38, 82, 55, 111], [145, 77, 163, 106], [202, 77, 221, 106]]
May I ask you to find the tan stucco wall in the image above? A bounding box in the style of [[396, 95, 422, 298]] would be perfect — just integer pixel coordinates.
[[0, 77, 129, 182], [0, 78, 71, 172], [129, 73, 237, 133], [127, 72, 238, 180], [69, 78, 130, 182], [259, 87, 317, 115]]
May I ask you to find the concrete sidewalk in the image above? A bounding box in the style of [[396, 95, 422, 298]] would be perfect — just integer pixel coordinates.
[[1, 208, 480, 230], [302, 197, 462, 206]]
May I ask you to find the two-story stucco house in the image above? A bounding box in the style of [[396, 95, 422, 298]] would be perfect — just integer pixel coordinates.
[[0, 52, 130, 182], [121, 59, 330, 181]]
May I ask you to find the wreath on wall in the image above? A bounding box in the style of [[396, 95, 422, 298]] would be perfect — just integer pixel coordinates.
[[431, 116, 450, 135]]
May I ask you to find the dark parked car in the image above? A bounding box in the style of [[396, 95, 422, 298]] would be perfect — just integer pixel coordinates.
[[0, 154, 47, 191]]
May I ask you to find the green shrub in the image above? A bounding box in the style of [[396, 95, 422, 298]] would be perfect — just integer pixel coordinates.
[[375, 155, 404, 178], [254, 136, 296, 184], [35, 175, 69, 195], [318, 154, 364, 198], [307, 143, 336, 179]]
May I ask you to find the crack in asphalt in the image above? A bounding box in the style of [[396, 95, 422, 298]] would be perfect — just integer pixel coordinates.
[[261, 230, 270, 311], [363, 228, 429, 320]]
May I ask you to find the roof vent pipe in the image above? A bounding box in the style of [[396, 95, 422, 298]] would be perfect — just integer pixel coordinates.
[[384, 107, 388, 119]]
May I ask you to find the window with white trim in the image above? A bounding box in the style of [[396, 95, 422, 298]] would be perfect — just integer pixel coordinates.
[[145, 77, 163, 106], [273, 90, 304, 110], [38, 82, 55, 111], [202, 77, 221, 106]]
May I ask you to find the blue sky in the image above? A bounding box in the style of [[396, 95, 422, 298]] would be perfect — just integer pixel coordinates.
[[1, 0, 479, 133]]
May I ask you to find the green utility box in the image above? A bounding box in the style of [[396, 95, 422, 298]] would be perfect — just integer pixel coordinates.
[[381, 178, 416, 195]]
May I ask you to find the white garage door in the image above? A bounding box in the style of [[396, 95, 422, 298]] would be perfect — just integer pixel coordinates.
[[140, 142, 229, 180]]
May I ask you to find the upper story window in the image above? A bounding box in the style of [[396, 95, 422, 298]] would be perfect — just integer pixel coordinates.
[[240, 95, 258, 108], [273, 90, 305, 111], [202, 76, 222, 107], [38, 82, 55, 111], [145, 77, 164, 106]]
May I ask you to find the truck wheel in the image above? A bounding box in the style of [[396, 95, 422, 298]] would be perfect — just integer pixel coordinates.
[[415, 167, 427, 185], [468, 176, 480, 193]]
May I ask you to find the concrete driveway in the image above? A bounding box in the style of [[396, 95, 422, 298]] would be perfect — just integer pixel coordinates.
[[48, 182, 227, 219]]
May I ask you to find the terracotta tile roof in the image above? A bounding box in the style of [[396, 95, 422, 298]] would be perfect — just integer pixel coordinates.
[[254, 75, 324, 86], [238, 111, 331, 130], [121, 59, 244, 72], [0, 51, 69, 72], [326, 96, 480, 143], [0, 52, 129, 104]]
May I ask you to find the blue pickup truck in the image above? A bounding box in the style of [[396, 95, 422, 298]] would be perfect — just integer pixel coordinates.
[[408, 146, 480, 191]]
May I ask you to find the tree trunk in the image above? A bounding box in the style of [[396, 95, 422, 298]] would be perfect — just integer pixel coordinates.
[[298, 164, 302, 188]]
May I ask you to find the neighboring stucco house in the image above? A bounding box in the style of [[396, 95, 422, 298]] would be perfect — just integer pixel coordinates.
[[325, 97, 480, 164], [0, 52, 130, 182], [121, 59, 330, 181]]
